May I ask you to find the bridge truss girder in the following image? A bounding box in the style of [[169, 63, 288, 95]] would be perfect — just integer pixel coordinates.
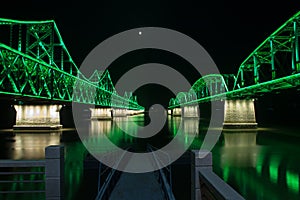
[[169, 74, 228, 108], [169, 11, 300, 109], [0, 18, 80, 77], [0, 44, 143, 110], [0, 18, 143, 110], [234, 11, 300, 90]]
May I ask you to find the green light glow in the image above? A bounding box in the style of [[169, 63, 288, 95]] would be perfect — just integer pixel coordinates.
[[256, 154, 263, 176], [168, 11, 300, 109], [286, 170, 299, 193], [234, 11, 300, 90], [269, 156, 280, 184], [184, 135, 188, 144], [223, 166, 230, 182], [0, 19, 144, 110]]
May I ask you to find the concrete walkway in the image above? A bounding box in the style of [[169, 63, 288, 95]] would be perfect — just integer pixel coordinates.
[[109, 172, 165, 200]]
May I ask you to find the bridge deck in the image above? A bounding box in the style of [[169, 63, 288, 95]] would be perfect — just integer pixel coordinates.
[[109, 172, 165, 200]]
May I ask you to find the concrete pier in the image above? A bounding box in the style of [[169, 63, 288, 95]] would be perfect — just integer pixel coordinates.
[[223, 99, 257, 129], [14, 105, 62, 130], [169, 108, 182, 116], [90, 108, 112, 120], [112, 108, 128, 117], [182, 105, 199, 118]]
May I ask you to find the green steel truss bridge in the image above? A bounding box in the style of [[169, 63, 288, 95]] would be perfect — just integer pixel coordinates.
[[169, 11, 300, 108], [0, 18, 143, 110]]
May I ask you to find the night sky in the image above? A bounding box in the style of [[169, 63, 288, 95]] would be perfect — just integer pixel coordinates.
[[1, 1, 300, 109]]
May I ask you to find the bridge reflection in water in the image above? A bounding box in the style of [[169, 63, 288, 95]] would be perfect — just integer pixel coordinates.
[[212, 129, 300, 200], [0, 116, 300, 199]]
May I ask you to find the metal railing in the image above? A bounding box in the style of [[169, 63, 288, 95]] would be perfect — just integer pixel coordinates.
[[0, 145, 64, 200], [191, 150, 245, 200], [95, 148, 130, 200], [147, 144, 176, 200]]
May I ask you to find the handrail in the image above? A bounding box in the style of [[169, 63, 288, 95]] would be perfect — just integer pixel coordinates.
[[0, 160, 45, 167], [191, 150, 245, 200], [0, 160, 45, 195], [147, 144, 175, 200], [0, 145, 64, 200], [95, 148, 130, 200], [199, 168, 245, 200]]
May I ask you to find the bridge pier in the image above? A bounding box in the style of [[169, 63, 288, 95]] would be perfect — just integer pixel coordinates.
[[90, 108, 112, 120], [223, 99, 257, 129], [14, 105, 62, 130], [182, 105, 199, 118], [111, 108, 128, 117], [168, 106, 199, 117], [169, 108, 182, 116], [127, 109, 144, 115], [0, 102, 16, 129]]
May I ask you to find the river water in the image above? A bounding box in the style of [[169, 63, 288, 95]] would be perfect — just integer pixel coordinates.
[[0, 114, 299, 200]]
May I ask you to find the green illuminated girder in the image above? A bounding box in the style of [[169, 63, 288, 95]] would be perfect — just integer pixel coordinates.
[[233, 11, 300, 89], [169, 72, 300, 109], [169, 74, 228, 107], [191, 74, 228, 98], [169, 98, 179, 108], [0, 18, 81, 78], [0, 44, 143, 110], [88, 70, 142, 109], [0, 18, 144, 110], [169, 11, 300, 109]]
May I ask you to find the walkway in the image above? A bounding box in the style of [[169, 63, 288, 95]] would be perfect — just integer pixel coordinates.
[[109, 172, 165, 200]]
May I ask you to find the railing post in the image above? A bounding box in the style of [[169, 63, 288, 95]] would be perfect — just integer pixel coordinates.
[[191, 150, 212, 200], [45, 145, 64, 200]]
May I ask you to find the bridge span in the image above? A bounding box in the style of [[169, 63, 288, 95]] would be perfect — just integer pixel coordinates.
[[168, 11, 300, 128], [0, 18, 144, 129]]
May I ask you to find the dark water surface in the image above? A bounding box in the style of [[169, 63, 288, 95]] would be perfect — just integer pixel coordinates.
[[0, 115, 300, 200]]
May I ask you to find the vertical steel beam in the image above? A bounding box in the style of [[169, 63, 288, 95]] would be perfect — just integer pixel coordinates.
[[50, 24, 54, 65], [9, 25, 13, 47], [253, 56, 259, 84], [25, 25, 30, 55], [270, 39, 276, 79], [241, 67, 245, 87], [61, 49, 64, 70], [215, 78, 218, 95], [294, 21, 300, 72], [210, 81, 213, 96], [18, 24, 22, 52]]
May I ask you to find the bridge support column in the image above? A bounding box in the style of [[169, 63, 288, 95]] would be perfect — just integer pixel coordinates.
[[112, 108, 127, 117], [90, 108, 112, 120], [182, 105, 199, 118], [0, 102, 16, 129], [14, 105, 62, 130], [171, 108, 182, 116], [127, 109, 144, 115], [223, 99, 257, 129]]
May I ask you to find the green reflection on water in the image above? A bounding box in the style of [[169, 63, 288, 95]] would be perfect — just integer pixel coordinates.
[[167, 114, 300, 200], [256, 153, 263, 176], [269, 156, 280, 184], [223, 166, 229, 182], [286, 170, 299, 193], [64, 141, 87, 200], [2, 116, 300, 200]]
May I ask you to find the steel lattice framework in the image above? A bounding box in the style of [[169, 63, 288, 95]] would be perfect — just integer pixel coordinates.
[[169, 11, 300, 108], [0, 18, 143, 110], [169, 74, 228, 107]]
